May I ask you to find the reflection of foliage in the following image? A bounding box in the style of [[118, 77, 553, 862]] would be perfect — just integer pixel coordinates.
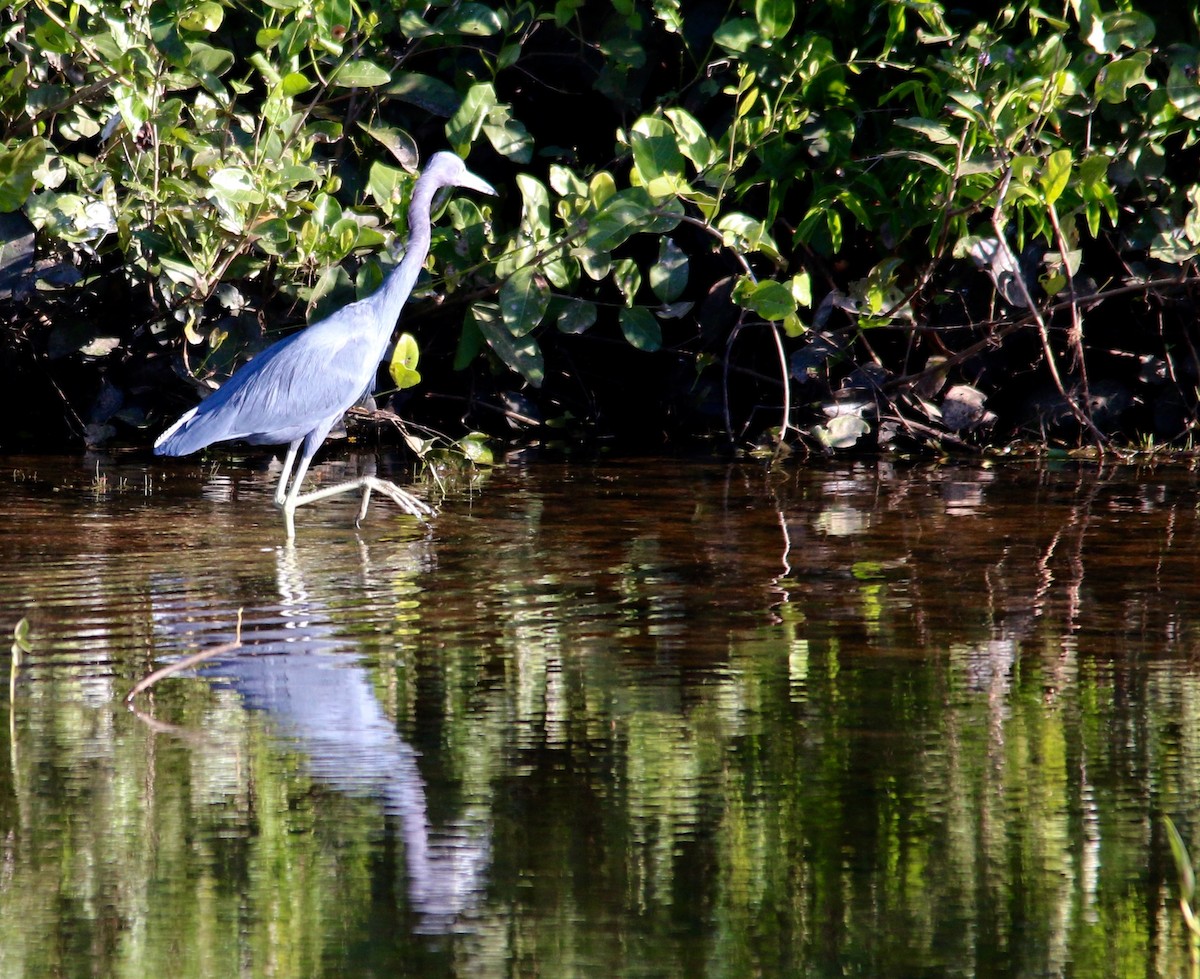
[[6, 2, 1200, 449], [6, 462, 1200, 972]]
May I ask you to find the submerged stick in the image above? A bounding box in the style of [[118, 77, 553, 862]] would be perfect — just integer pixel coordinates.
[[124, 609, 243, 706]]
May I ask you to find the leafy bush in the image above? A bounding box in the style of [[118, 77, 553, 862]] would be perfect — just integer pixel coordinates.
[[3, 0, 1200, 452]]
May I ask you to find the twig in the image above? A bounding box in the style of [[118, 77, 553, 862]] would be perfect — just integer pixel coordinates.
[[124, 610, 244, 706], [989, 171, 1107, 448]]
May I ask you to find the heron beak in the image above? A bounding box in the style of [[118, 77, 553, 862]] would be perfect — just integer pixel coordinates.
[[462, 171, 496, 196]]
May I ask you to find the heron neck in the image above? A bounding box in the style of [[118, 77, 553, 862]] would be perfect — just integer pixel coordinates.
[[376, 176, 439, 335]]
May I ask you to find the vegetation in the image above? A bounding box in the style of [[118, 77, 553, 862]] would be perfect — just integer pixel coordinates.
[[3, 0, 1200, 453]]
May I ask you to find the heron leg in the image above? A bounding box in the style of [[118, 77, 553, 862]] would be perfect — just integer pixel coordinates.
[[275, 440, 302, 507], [355, 483, 374, 528], [275, 426, 432, 536], [280, 442, 321, 540]]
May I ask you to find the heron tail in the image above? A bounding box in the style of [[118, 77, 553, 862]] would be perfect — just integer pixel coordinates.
[[154, 406, 212, 456]]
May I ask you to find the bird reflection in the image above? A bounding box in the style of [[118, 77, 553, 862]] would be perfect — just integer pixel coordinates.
[[158, 542, 489, 934]]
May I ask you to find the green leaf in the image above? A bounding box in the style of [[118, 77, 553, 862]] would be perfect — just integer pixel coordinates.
[[814, 412, 869, 449], [388, 333, 422, 389], [631, 116, 686, 190], [0, 138, 46, 212], [650, 237, 688, 302], [557, 299, 597, 334], [664, 108, 717, 170], [499, 267, 550, 337], [281, 71, 314, 97], [755, 0, 794, 40], [717, 212, 782, 262], [713, 16, 758, 53], [366, 161, 407, 210], [1096, 52, 1152, 104], [619, 307, 662, 351], [209, 167, 265, 205], [446, 83, 496, 155], [387, 73, 460, 116], [482, 106, 533, 162], [332, 60, 392, 88], [358, 122, 418, 170], [1039, 149, 1072, 206], [12, 617, 32, 654], [472, 303, 545, 387], [457, 431, 494, 465], [613, 258, 641, 306], [453, 312, 484, 370], [1086, 10, 1154, 54], [1168, 64, 1200, 120], [496, 174, 550, 278], [732, 276, 797, 320], [178, 1, 224, 32], [438, 2, 504, 35], [582, 188, 680, 255], [1078, 154, 1110, 188], [894, 117, 959, 146]]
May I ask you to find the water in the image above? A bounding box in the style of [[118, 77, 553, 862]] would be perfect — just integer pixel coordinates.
[[1, 451, 1200, 976]]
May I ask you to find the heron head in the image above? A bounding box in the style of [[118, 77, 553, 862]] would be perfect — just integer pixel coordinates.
[[425, 151, 496, 197]]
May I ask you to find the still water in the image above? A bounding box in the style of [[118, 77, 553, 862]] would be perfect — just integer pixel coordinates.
[[2, 451, 1200, 977]]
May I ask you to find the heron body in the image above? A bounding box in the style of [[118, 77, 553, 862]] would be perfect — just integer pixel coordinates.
[[155, 152, 495, 538]]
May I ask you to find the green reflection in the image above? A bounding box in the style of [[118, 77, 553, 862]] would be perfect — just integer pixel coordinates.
[[0, 458, 1199, 976]]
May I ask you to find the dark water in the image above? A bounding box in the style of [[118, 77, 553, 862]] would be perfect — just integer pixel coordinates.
[[2, 451, 1200, 976]]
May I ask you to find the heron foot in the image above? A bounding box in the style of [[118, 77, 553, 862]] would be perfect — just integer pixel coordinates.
[[284, 474, 434, 538]]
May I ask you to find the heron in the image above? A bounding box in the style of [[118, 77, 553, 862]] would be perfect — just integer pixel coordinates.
[[155, 151, 495, 539]]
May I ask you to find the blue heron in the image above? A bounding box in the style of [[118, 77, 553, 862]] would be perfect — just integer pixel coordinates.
[[155, 152, 495, 538]]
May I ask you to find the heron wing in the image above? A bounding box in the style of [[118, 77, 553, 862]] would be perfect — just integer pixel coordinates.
[[156, 303, 391, 455]]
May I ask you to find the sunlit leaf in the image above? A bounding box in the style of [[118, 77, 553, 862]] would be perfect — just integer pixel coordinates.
[[457, 431, 495, 465], [631, 116, 686, 189], [755, 0, 794, 39], [713, 16, 758, 53], [814, 412, 869, 449], [12, 617, 32, 654], [388, 332, 422, 389], [664, 107, 717, 170], [1096, 52, 1152, 104], [732, 276, 797, 321], [1167, 64, 1200, 120], [331, 60, 392, 88], [280, 71, 313, 97], [366, 161, 406, 209], [1086, 10, 1155, 54], [1039, 149, 1072, 206], [209, 167, 265, 205], [718, 212, 782, 262], [791, 270, 812, 307], [178, 1, 224, 32], [894, 117, 959, 146], [483, 106, 533, 162], [582, 188, 680, 255]]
